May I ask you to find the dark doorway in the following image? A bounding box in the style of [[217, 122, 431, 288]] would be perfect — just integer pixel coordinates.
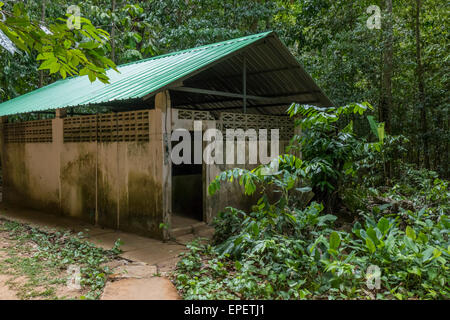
[[171, 131, 203, 228]]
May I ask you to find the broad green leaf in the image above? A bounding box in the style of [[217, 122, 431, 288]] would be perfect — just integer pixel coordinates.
[[377, 123, 385, 144], [407, 266, 421, 276], [366, 227, 379, 244], [406, 226, 416, 240], [251, 222, 259, 236], [329, 232, 341, 251], [367, 115, 379, 138], [49, 62, 60, 74], [417, 232, 428, 244], [38, 57, 57, 70], [88, 70, 96, 82], [365, 238, 376, 254], [63, 39, 72, 49], [422, 247, 435, 262], [317, 214, 337, 227], [377, 217, 390, 235], [432, 248, 442, 259]]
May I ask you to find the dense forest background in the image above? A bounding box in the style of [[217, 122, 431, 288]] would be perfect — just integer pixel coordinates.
[[0, 0, 448, 178]]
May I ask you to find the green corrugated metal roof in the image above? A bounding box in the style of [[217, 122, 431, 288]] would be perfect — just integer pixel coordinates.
[[0, 31, 272, 116]]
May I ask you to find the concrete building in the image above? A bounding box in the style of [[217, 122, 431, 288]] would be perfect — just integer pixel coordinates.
[[0, 32, 331, 239]]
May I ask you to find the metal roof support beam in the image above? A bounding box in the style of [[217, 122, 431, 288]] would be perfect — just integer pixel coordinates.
[[170, 87, 273, 102], [172, 97, 240, 108], [170, 88, 322, 105], [176, 100, 319, 112]]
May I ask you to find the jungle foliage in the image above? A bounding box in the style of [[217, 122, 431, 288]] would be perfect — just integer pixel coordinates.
[[0, 0, 448, 300], [174, 103, 449, 300]]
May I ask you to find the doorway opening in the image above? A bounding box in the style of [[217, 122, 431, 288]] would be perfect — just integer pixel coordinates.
[[171, 131, 204, 229]]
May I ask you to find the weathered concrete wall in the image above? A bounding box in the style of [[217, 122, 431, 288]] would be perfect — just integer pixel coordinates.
[[2, 143, 60, 214], [60, 142, 97, 223], [1, 109, 167, 239]]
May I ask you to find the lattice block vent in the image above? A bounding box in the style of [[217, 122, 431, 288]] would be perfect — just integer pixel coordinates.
[[64, 110, 150, 143], [177, 109, 215, 121], [218, 112, 294, 140], [3, 119, 52, 143]]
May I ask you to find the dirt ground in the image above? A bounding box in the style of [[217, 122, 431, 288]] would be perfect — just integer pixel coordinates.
[[0, 223, 85, 300], [0, 223, 182, 300], [0, 275, 18, 300], [0, 202, 214, 300], [0, 216, 213, 300], [0, 232, 18, 300], [0, 221, 184, 300]]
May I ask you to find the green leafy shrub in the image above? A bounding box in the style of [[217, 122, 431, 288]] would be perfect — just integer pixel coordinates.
[[286, 103, 372, 210], [175, 176, 449, 299]]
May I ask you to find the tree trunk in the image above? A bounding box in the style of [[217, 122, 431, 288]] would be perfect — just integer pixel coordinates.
[[38, 0, 46, 88], [379, 0, 393, 182], [380, 0, 393, 135], [111, 0, 116, 63], [250, 0, 262, 32], [444, 114, 450, 179], [415, 0, 430, 169]]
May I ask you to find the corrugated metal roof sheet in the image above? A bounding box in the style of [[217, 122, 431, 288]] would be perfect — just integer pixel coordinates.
[[0, 31, 272, 116]]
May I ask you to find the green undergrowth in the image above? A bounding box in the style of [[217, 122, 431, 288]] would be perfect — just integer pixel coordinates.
[[174, 180, 449, 300]]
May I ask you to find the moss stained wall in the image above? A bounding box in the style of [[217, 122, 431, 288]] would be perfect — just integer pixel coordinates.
[[1, 109, 166, 239], [3, 143, 60, 214], [60, 143, 97, 224]]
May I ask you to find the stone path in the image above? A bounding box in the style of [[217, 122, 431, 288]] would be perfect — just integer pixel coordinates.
[[100, 260, 180, 300], [101, 278, 180, 300], [0, 203, 214, 300]]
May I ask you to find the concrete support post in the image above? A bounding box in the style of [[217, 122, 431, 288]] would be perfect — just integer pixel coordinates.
[[154, 91, 172, 240], [52, 109, 65, 213], [55, 108, 67, 119]]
